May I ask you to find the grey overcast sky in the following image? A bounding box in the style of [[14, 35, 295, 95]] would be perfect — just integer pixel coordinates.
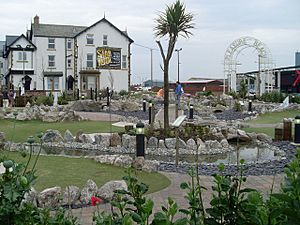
[[1, 0, 299, 83]]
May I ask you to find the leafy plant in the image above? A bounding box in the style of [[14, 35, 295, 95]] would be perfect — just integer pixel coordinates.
[[34, 94, 54, 106]]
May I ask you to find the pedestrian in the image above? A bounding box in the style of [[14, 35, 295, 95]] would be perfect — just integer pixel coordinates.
[[8, 89, 15, 107], [2, 88, 9, 108], [175, 81, 184, 109]]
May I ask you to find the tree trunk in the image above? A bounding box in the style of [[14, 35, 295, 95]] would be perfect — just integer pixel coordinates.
[[163, 61, 169, 130]]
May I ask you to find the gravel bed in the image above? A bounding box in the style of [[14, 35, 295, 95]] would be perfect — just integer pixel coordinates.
[[158, 141, 296, 176]]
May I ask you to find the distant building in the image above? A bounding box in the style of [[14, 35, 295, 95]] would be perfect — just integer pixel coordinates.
[[296, 52, 300, 67], [142, 79, 164, 88]]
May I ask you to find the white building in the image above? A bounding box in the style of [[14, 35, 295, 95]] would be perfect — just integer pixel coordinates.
[[1, 15, 133, 93]]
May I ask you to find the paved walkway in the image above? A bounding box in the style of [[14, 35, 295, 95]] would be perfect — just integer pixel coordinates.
[[155, 104, 184, 125], [72, 172, 284, 224]]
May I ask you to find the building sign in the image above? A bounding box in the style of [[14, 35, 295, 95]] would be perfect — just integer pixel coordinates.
[[96, 47, 121, 69]]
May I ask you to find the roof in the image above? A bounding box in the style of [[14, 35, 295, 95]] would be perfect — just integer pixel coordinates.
[[180, 80, 223, 84], [75, 18, 134, 43], [0, 41, 5, 56], [32, 24, 87, 38], [5, 35, 19, 46], [6, 34, 36, 49]]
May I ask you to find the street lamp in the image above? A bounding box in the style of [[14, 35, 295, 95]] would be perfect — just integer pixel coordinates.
[[175, 48, 182, 82]]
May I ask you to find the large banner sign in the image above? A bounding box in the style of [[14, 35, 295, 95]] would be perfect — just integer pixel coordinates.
[[96, 47, 121, 69]]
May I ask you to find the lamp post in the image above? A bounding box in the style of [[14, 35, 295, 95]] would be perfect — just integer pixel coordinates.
[[189, 103, 194, 119], [142, 99, 146, 112], [148, 100, 153, 124], [136, 122, 145, 157], [294, 115, 300, 144], [175, 48, 182, 82]]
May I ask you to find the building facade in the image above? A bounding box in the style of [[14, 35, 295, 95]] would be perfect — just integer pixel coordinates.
[[1, 15, 133, 94]]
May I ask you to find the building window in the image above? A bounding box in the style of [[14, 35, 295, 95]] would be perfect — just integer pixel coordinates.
[[47, 77, 59, 90], [48, 38, 55, 49], [18, 52, 27, 61], [86, 34, 94, 45], [86, 53, 93, 68], [48, 55, 55, 67], [122, 55, 127, 69], [67, 59, 72, 68], [67, 39, 72, 49], [103, 35, 108, 46], [0, 62, 3, 68]]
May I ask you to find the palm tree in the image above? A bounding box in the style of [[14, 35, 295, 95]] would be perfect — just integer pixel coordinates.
[[154, 0, 194, 130]]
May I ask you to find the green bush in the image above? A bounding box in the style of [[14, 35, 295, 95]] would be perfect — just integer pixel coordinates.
[[34, 95, 54, 106], [119, 90, 129, 96], [234, 101, 242, 111], [260, 91, 285, 103]]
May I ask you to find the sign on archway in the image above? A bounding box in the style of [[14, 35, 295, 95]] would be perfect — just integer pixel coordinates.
[[224, 36, 274, 96]]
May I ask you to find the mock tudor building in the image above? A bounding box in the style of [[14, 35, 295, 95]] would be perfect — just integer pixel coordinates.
[[1, 15, 133, 94]]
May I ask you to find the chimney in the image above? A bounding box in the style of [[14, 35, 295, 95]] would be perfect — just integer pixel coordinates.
[[33, 15, 39, 26]]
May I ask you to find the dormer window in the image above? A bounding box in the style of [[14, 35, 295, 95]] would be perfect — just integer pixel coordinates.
[[48, 38, 55, 49], [103, 35, 108, 46], [86, 34, 94, 45], [18, 52, 27, 61]]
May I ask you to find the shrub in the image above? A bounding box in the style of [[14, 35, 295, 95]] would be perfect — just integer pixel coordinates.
[[234, 101, 242, 111], [34, 95, 54, 106], [260, 91, 285, 103], [119, 90, 129, 96]]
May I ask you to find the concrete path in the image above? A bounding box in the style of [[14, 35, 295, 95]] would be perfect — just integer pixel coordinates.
[[155, 104, 184, 125], [72, 172, 284, 224], [75, 111, 122, 122]]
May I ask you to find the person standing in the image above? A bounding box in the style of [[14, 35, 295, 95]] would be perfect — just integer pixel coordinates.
[[175, 81, 183, 109], [2, 88, 9, 108], [8, 89, 14, 107]]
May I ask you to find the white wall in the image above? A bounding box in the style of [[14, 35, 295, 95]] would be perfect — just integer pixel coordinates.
[[32, 36, 66, 90], [76, 20, 130, 91]]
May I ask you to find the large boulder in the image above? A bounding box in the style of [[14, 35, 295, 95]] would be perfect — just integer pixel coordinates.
[[237, 129, 251, 142], [41, 130, 64, 143], [38, 186, 61, 208], [78, 134, 94, 144], [147, 137, 158, 149], [22, 187, 38, 207], [158, 139, 166, 148], [142, 160, 160, 172], [42, 112, 60, 122], [122, 134, 136, 149], [186, 138, 197, 150], [120, 100, 140, 111], [94, 155, 117, 165], [257, 133, 272, 143], [110, 133, 122, 147], [132, 156, 145, 170], [114, 155, 133, 167], [94, 133, 111, 147], [97, 180, 128, 200], [165, 138, 186, 149], [205, 140, 222, 150], [62, 185, 80, 205], [64, 130, 74, 143], [80, 179, 98, 205], [69, 100, 103, 112]]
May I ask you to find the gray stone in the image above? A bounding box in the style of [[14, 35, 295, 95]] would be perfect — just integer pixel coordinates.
[[22, 187, 38, 207], [64, 130, 74, 143], [186, 138, 197, 150], [110, 133, 122, 147], [196, 138, 204, 146], [205, 140, 222, 149], [132, 156, 145, 169], [237, 129, 251, 142], [42, 112, 59, 122], [220, 139, 230, 148], [247, 132, 258, 141], [122, 134, 136, 149], [158, 139, 166, 148], [114, 155, 133, 167], [94, 155, 117, 164], [78, 134, 94, 144], [165, 138, 186, 149], [41, 130, 64, 143], [147, 137, 158, 149], [257, 133, 272, 143], [94, 133, 111, 147], [97, 180, 127, 200], [63, 186, 80, 205], [80, 179, 98, 204], [142, 160, 160, 172], [38, 186, 61, 208]]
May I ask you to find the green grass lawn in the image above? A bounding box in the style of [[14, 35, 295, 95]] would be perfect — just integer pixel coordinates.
[[0, 151, 171, 193], [248, 109, 299, 124], [0, 119, 124, 143]]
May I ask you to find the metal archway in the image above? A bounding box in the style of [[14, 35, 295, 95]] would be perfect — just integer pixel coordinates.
[[224, 36, 274, 95]]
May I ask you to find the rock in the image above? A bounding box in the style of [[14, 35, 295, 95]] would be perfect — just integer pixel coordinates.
[[142, 160, 160, 172], [97, 180, 128, 200], [132, 156, 145, 169], [22, 187, 38, 207], [147, 137, 158, 149], [42, 112, 59, 122], [38, 186, 61, 208], [122, 134, 136, 149], [186, 138, 197, 150], [237, 129, 251, 142], [94, 155, 117, 164], [165, 138, 186, 149], [16, 112, 30, 121], [75, 130, 84, 142], [94, 133, 111, 147], [80, 179, 98, 205], [78, 134, 94, 144], [114, 155, 133, 167], [196, 138, 204, 146], [120, 100, 140, 111], [257, 133, 272, 143], [62, 186, 80, 205], [41, 130, 64, 143], [158, 139, 166, 148], [205, 140, 222, 149], [220, 139, 230, 148], [64, 130, 74, 142], [69, 100, 103, 112], [110, 133, 122, 147], [247, 132, 258, 141], [201, 99, 211, 106]]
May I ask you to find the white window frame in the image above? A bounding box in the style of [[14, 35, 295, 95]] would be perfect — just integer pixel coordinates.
[[86, 53, 93, 68], [18, 52, 27, 61], [86, 34, 94, 45], [48, 38, 55, 49], [67, 39, 72, 49], [122, 55, 127, 69], [47, 77, 59, 90], [48, 55, 55, 67], [103, 35, 108, 46]]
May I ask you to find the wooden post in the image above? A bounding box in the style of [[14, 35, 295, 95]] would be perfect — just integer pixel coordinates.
[[175, 128, 179, 166]]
